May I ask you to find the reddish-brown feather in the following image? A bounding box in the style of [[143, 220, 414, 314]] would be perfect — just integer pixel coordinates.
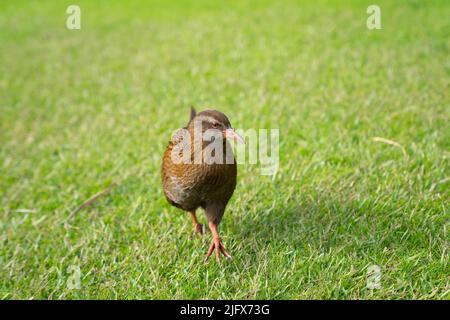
[[161, 110, 237, 225]]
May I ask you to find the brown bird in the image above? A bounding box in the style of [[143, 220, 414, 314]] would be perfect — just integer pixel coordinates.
[[161, 107, 243, 262]]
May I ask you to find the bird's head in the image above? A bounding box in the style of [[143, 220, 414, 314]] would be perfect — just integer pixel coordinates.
[[188, 107, 244, 144]]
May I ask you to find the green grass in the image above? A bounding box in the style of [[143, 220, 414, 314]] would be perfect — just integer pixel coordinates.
[[0, 0, 449, 299]]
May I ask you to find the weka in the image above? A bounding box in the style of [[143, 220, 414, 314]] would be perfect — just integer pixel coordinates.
[[161, 107, 243, 262]]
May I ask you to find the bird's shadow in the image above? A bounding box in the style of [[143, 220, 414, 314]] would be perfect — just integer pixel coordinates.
[[228, 192, 411, 257]]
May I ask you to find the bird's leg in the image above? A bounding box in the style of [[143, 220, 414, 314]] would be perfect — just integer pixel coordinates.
[[204, 221, 232, 263], [190, 211, 204, 236]]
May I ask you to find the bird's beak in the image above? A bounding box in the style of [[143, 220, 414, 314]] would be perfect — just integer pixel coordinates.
[[223, 128, 245, 144]]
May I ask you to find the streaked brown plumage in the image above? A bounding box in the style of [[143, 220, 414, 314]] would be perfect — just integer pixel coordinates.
[[161, 107, 243, 262]]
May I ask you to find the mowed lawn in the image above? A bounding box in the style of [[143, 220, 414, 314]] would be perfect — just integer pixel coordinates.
[[0, 0, 448, 299]]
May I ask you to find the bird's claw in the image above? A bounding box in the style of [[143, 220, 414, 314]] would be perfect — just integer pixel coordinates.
[[204, 238, 232, 263]]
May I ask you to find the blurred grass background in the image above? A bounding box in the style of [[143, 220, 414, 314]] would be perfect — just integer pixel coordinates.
[[0, 0, 449, 299]]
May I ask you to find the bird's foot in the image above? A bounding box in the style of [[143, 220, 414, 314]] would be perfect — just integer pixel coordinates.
[[193, 223, 205, 236], [204, 237, 232, 263]]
